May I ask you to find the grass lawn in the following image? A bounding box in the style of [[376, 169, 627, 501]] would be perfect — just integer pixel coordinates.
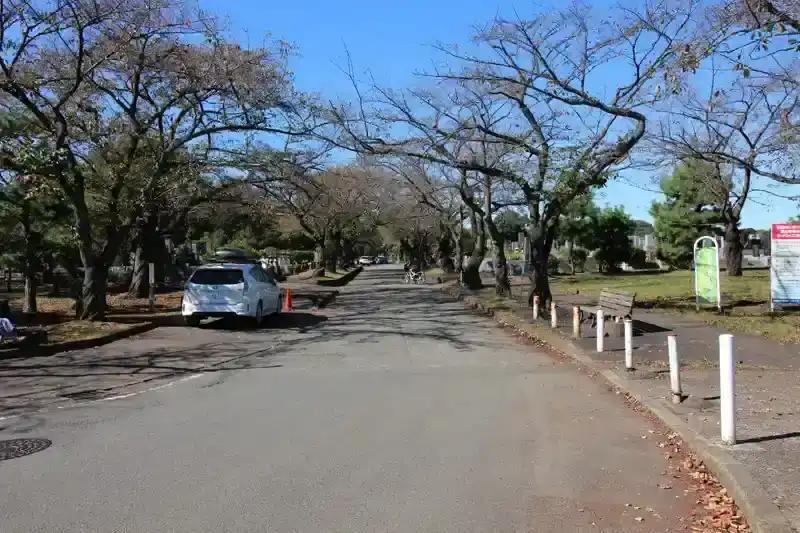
[[44, 320, 146, 344], [550, 270, 800, 344]]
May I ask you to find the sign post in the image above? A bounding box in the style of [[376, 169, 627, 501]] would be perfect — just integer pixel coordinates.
[[694, 236, 721, 312], [770, 223, 800, 312]]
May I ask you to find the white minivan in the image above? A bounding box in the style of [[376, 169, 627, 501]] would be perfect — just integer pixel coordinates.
[[182, 263, 282, 327]]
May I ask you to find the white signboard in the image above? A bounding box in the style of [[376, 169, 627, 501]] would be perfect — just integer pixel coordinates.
[[770, 223, 800, 311]]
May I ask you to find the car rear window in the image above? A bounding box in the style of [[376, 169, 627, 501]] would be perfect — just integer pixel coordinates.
[[189, 269, 244, 285]]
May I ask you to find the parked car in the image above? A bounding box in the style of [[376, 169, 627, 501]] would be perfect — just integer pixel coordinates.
[[374, 256, 388, 264], [358, 256, 375, 266], [182, 263, 281, 327]]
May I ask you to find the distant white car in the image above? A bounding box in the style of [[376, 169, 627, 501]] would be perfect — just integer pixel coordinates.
[[358, 256, 374, 265], [182, 263, 282, 327]]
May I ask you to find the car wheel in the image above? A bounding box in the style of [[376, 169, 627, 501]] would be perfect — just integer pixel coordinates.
[[184, 316, 201, 327], [254, 301, 264, 327]]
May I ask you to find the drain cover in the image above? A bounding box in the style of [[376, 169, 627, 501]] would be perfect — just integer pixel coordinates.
[[0, 438, 52, 461]]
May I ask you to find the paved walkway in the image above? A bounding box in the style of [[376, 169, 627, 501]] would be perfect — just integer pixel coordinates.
[[1, 266, 704, 533], [525, 290, 800, 530]]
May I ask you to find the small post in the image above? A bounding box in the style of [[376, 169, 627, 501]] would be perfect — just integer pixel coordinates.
[[533, 295, 540, 320], [668, 334, 681, 404], [550, 301, 557, 328], [624, 318, 633, 371], [596, 309, 605, 353], [148, 262, 156, 312], [719, 334, 736, 445], [572, 306, 581, 338]]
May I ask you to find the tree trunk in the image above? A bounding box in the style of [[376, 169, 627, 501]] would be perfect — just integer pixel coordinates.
[[5, 269, 11, 293], [313, 242, 325, 272], [80, 263, 109, 321], [21, 214, 38, 313], [452, 209, 464, 274], [724, 223, 744, 277], [23, 269, 37, 314], [567, 240, 575, 275], [129, 243, 149, 298], [493, 251, 511, 297], [526, 225, 555, 308], [462, 213, 486, 289]]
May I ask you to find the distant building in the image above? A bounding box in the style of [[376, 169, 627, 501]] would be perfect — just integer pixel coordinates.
[[629, 233, 658, 261]]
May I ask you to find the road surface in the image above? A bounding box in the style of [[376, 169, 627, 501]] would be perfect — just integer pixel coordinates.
[[0, 265, 695, 532]]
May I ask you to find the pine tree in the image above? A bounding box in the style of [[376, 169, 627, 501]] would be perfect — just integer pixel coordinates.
[[650, 162, 723, 269]]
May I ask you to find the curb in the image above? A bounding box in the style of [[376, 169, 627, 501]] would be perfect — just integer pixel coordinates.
[[316, 267, 363, 287], [0, 322, 158, 360], [446, 286, 795, 533]]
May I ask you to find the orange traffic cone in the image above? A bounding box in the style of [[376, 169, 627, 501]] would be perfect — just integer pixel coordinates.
[[283, 288, 293, 311]]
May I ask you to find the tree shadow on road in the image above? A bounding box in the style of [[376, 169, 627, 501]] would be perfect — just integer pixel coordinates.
[[273, 285, 514, 354]]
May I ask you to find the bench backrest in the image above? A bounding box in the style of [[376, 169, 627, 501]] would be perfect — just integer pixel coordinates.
[[598, 289, 636, 317]]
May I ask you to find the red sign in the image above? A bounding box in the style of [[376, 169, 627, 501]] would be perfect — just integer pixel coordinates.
[[772, 223, 800, 240]]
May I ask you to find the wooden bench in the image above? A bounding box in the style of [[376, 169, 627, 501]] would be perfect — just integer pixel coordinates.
[[586, 289, 636, 336]]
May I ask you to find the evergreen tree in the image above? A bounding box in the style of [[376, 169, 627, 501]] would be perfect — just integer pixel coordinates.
[[650, 162, 723, 269]]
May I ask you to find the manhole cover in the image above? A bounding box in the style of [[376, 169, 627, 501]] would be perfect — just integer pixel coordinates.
[[0, 438, 52, 461]]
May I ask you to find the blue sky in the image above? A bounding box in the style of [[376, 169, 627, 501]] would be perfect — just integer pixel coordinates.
[[200, 0, 798, 230]]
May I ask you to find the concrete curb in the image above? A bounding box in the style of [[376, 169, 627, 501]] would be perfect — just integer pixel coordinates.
[[0, 322, 158, 360], [447, 286, 795, 533], [316, 267, 363, 287]]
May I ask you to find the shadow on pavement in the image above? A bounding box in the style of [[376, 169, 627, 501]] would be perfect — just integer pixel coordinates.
[[266, 284, 511, 354]]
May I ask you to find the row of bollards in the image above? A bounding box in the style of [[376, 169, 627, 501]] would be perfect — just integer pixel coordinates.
[[533, 296, 737, 446]]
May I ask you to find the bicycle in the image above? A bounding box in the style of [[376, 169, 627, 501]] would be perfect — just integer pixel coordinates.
[[404, 270, 426, 284]]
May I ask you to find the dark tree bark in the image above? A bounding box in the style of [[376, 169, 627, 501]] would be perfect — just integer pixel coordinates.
[[489, 237, 510, 297], [325, 230, 340, 274], [493, 253, 510, 297], [129, 243, 149, 298], [462, 210, 485, 289], [19, 208, 39, 314], [23, 264, 37, 314], [527, 224, 557, 308], [81, 262, 109, 320], [724, 222, 744, 277]]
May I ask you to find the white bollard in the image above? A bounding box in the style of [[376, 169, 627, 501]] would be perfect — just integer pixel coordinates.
[[624, 318, 633, 371], [550, 301, 558, 328], [573, 306, 581, 338], [533, 296, 540, 320], [719, 334, 736, 445], [596, 309, 604, 352], [667, 334, 681, 404]]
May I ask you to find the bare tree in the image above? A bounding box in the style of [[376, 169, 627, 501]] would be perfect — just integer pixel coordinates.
[[652, 66, 798, 274], [370, 158, 461, 272], [327, 1, 697, 304], [245, 146, 386, 273]]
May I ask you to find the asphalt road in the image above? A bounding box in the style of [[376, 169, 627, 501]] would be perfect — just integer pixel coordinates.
[[0, 265, 695, 532]]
